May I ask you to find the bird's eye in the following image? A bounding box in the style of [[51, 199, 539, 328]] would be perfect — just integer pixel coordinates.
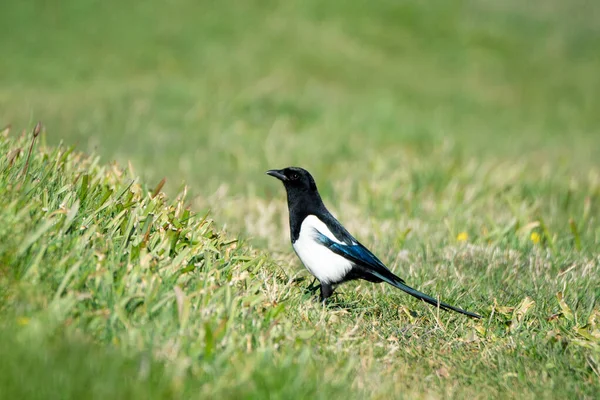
[[290, 173, 299, 180]]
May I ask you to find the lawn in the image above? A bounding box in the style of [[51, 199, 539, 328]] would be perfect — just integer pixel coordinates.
[[1, 0, 599, 398]]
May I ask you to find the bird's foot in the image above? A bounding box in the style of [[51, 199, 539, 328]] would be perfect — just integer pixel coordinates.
[[303, 278, 320, 295], [310, 292, 331, 306]]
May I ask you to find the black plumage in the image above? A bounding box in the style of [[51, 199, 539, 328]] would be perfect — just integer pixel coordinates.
[[267, 166, 481, 319]]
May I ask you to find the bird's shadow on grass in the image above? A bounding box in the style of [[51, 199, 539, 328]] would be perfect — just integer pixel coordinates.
[[291, 278, 451, 323], [293, 277, 380, 313]]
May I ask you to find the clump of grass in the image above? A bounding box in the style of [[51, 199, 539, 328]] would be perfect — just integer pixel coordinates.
[[0, 127, 351, 399], [1, 127, 600, 399]]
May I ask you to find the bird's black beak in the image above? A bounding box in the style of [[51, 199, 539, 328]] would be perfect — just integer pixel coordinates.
[[266, 169, 288, 181]]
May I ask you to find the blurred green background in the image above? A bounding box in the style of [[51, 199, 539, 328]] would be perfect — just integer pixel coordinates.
[[2, 0, 599, 198], [2, 1, 600, 398]]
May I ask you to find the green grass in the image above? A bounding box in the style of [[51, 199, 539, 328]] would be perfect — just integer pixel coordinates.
[[2, 0, 599, 193], [0, 131, 350, 399], [1, 129, 599, 398], [1, 0, 600, 398]]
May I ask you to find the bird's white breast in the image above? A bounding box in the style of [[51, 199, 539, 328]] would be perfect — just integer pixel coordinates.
[[292, 215, 353, 284]]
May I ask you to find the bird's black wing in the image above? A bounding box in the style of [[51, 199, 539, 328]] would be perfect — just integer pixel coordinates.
[[312, 229, 481, 318], [319, 212, 361, 246], [316, 212, 405, 282]]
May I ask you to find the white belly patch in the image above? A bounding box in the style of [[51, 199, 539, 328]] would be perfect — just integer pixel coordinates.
[[292, 215, 353, 284]]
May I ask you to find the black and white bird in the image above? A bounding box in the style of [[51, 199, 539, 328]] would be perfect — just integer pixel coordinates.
[[267, 167, 481, 318]]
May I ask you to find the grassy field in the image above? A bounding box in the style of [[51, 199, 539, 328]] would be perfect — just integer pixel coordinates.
[[1, 0, 600, 398]]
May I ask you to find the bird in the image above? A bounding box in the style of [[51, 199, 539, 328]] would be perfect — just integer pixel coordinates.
[[266, 166, 481, 318]]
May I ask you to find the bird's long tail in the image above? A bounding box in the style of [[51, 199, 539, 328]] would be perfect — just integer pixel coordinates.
[[373, 271, 481, 318]]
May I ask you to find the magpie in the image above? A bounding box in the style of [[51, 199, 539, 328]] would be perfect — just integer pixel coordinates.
[[267, 167, 481, 318]]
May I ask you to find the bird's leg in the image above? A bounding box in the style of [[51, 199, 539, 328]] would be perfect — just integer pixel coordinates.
[[306, 277, 320, 293], [319, 282, 334, 303]]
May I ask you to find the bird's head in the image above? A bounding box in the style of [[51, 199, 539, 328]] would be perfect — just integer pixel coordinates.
[[266, 167, 318, 193]]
